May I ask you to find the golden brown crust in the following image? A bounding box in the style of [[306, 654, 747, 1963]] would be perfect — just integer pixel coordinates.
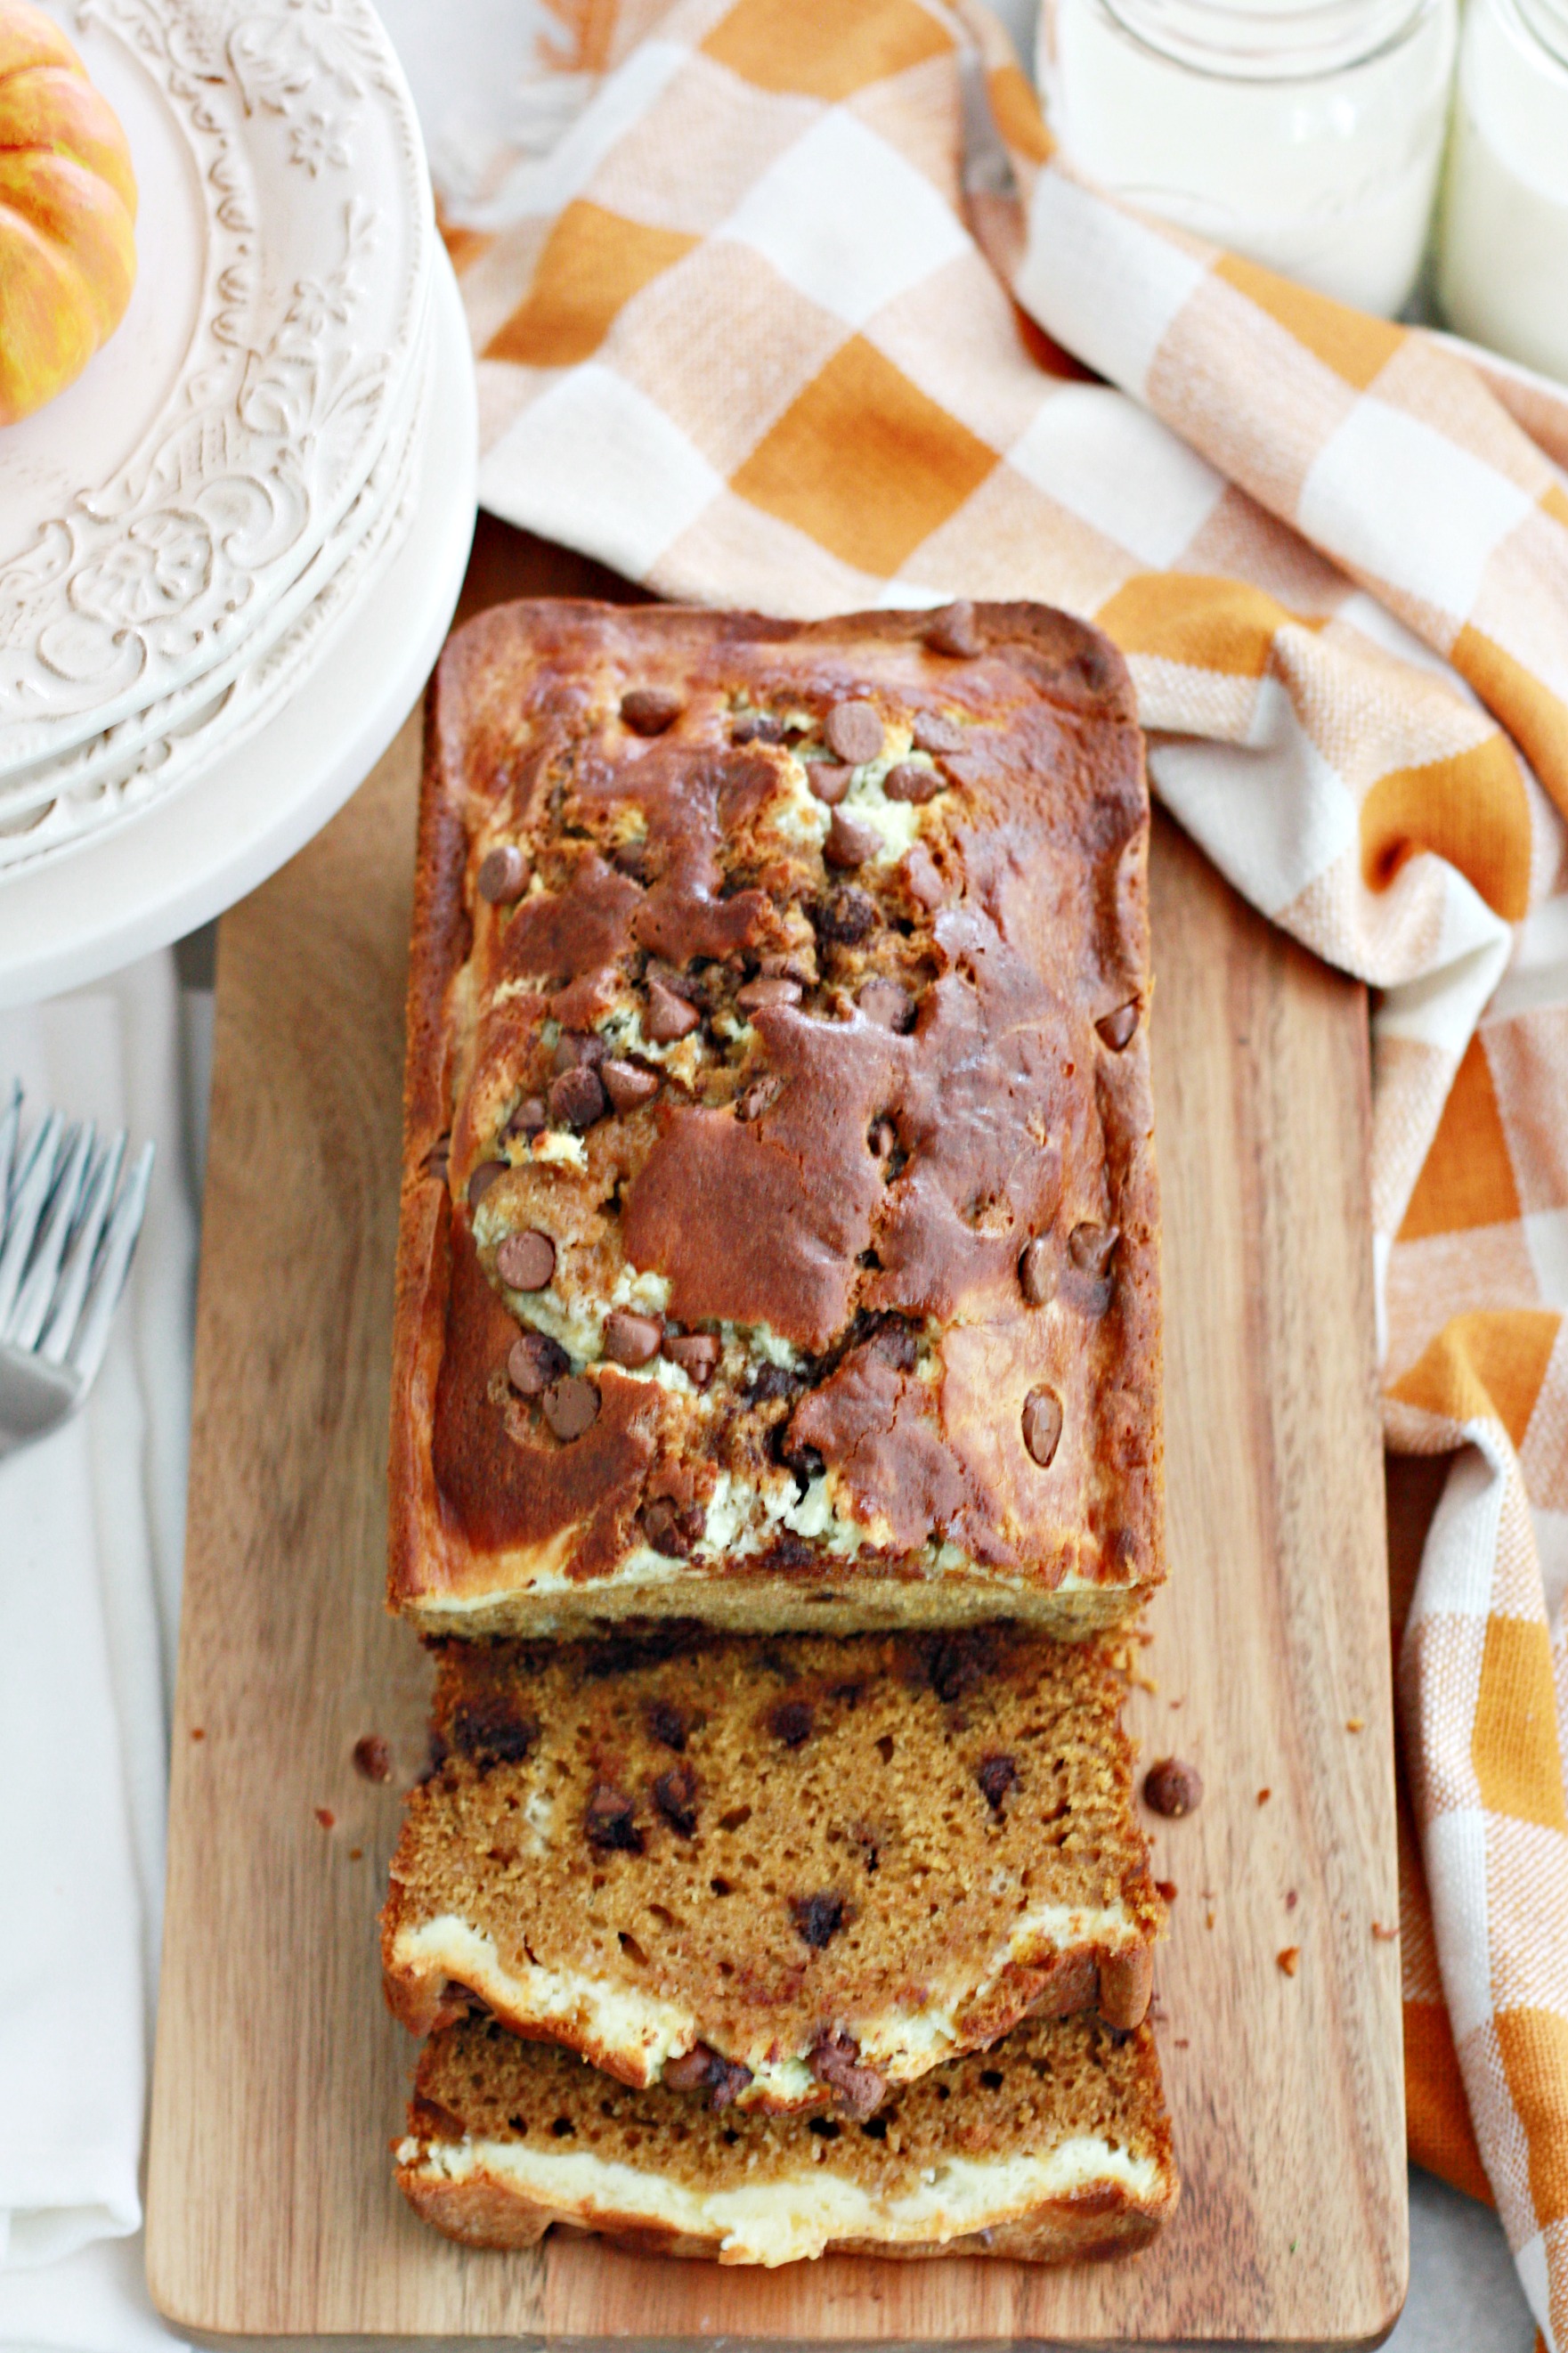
[[389, 600, 1164, 1635], [397, 2167, 1168, 2265]]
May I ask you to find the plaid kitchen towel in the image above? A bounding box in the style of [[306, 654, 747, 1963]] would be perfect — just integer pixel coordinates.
[[434, 0, 1568, 2335]]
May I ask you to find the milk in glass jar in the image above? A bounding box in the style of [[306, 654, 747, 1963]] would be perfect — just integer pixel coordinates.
[[1438, 0, 1568, 379], [1038, 0, 1458, 316]]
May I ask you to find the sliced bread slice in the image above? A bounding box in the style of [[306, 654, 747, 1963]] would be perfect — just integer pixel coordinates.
[[383, 1624, 1163, 2115]]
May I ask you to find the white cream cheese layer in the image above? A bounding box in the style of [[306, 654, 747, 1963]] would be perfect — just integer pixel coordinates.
[[402, 2129, 1159, 2266], [392, 1896, 1139, 2108]]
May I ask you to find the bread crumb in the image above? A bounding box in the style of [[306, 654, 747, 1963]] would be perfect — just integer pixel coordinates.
[[191, 1728, 205, 1741], [315, 1807, 336, 1829], [348, 1846, 364, 1860], [1372, 1920, 1398, 1941], [1277, 1947, 1299, 1977], [1346, 1717, 1364, 1733], [1285, 1889, 1297, 1910], [1205, 1910, 1215, 1930], [1156, 1879, 1178, 1901], [1256, 1787, 1271, 1805]]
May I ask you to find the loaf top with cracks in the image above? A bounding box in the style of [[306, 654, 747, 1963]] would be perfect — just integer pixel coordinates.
[[389, 598, 1164, 1638]]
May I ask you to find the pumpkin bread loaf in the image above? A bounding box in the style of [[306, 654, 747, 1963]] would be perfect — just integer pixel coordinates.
[[389, 598, 1164, 1639], [381, 1624, 1165, 2115], [397, 2006, 1178, 2267]]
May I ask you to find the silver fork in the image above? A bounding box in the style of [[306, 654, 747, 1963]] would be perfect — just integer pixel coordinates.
[[0, 1079, 155, 1458]]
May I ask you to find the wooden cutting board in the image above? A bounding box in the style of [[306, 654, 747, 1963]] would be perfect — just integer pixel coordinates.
[[146, 533, 1405, 2347]]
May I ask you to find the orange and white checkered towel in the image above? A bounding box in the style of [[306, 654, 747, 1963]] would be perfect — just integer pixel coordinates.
[[439, 1, 1568, 2335]]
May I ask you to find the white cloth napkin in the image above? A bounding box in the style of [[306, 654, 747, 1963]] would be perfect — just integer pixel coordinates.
[[0, 954, 196, 2280]]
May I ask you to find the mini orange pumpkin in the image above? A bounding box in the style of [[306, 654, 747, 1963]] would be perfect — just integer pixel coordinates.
[[0, 0, 137, 427]]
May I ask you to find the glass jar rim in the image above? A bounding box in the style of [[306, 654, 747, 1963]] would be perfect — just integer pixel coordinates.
[[1097, 0, 1442, 80]]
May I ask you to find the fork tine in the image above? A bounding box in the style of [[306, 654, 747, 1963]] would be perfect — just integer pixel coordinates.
[[0, 1107, 64, 1332], [8, 1119, 94, 1351], [39, 1128, 125, 1364], [0, 1079, 20, 1217], [69, 1140, 153, 1387]]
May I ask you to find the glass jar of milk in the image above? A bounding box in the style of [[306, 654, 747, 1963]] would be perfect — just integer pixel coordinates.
[[1437, 0, 1568, 379], [1038, 0, 1458, 316]]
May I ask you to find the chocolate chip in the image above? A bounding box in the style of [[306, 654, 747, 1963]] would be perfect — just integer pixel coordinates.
[[663, 2045, 717, 2092], [732, 712, 784, 745], [1096, 1000, 1140, 1051], [647, 1701, 687, 1752], [867, 1116, 897, 1159], [542, 1374, 600, 1440], [646, 979, 701, 1043], [507, 1096, 546, 1139], [977, 1754, 1018, 1812], [924, 1629, 994, 1702], [708, 2055, 754, 2109], [825, 810, 881, 870], [808, 2031, 885, 2121], [641, 1497, 702, 1557], [477, 845, 529, 903], [353, 1734, 393, 1783], [924, 599, 982, 658], [824, 700, 885, 766], [736, 975, 802, 1014], [807, 761, 851, 804], [769, 1699, 814, 1748], [603, 1309, 662, 1366], [1068, 1221, 1119, 1276], [869, 1319, 919, 1372], [792, 1893, 846, 1950], [622, 687, 682, 736], [653, 1763, 698, 1836], [662, 1331, 720, 1386], [748, 1362, 795, 1404], [611, 839, 650, 883], [507, 1331, 569, 1395], [912, 711, 965, 753], [554, 1030, 608, 1073], [858, 978, 913, 1032], [1021, 1386, 1063, 1468], [497, 1228, 556, 1291], [1019, 1237, 1054, 1306], [812, 888, 875, 946], [883, 761, 941, 804], [735, 1077, 781, 1123], [601, 1057, 661, 1112], [900, 844, 946, 910], [548, 1064, 607, 1129], [1144, 1757, 1203, 1817], [467, 1160, 507, 1207], [585, 1783, 643, 1852], [451, 1698, 539, 1767]]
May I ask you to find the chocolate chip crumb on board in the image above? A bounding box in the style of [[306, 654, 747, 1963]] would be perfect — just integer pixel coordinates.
[[388, 599, 1164, 1640], [380, 1624, 1166, 2114], [395, 2005, 1178, 2266]]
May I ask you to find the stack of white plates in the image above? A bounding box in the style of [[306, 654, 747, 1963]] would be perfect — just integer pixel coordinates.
[[0, 0, 477, 1006]]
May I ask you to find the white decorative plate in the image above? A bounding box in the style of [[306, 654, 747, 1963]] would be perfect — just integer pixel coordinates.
[[0, 248, 476, 1006], [0, 289, 433, 868], [0, 265, 433, 861], [0, 0, 433, 774]]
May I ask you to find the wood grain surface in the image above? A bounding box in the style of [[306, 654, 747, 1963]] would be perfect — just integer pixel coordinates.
[[146, 534, 1405, 2347]]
